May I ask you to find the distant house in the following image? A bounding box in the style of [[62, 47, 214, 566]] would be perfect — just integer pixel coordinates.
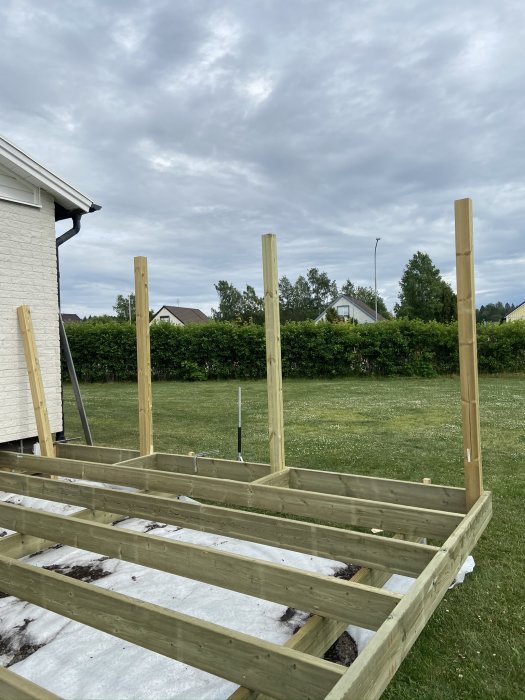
[[61, 313, 82, 323], [505, 301, 525, 322], [315, 295, 384, 324], [150, 305, 210, 326]]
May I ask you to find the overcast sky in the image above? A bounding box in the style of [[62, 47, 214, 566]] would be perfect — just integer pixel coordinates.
[[1, 0, 524, 316]]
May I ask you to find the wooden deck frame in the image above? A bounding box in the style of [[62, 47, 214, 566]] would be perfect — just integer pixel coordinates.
[[0, 450, 491, 699], [0, 199, 490, 698]]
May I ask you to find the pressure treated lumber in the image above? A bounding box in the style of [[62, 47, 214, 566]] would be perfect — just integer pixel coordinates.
[[454, 198, 483, 510], [229, 535, 412, 700], [55, 442, 139, 464], [16, 305, 54, 457], [0, 468, 437, 577], [153, 452, 271, 481], [134, 256, 154, 456], [1, 453, 462, 539], [0, 501, 401, 629], [289, 468, 466, 513], [325, 491, 492, 700], [0, 555, 344, 700], [0, 667, 62, 700], [262, 234, 285, 472]]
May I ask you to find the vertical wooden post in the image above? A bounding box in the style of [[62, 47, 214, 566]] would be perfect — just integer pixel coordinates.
[[262, 234, 285, 472], [16, 305, 54, 457], [454, 198, 483, 510], [134, 256, 154, 456]]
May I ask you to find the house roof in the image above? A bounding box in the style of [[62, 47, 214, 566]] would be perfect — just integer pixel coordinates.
[[505, 300, 525, 318], [0, 135, 99, 216], [155, 306, 210, 324], [316, 295, 384, 322], [61, 313, 82, 323]]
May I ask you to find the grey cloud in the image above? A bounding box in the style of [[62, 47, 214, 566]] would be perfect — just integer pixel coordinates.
[[1, 0, 524, 315]]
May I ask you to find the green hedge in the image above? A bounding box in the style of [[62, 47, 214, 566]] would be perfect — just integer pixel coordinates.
[[63, 319, 525, 382]]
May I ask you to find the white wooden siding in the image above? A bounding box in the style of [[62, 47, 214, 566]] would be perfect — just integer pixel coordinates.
[[0, 164, 40, 207], [0, 191, 62, 442]]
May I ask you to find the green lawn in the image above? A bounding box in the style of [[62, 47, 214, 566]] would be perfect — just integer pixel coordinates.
[[63, 376, 525, 699]]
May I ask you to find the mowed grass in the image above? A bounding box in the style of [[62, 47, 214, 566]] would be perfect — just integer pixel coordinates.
[[63, 375, 525, 700]]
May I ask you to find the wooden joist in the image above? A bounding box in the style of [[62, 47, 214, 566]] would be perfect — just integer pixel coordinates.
[[325, 491, 492, 700], [0, 501, 401, 630], [55, 442, 140, 464], [288, 468, 466, 513], [0, 453, 462, 539], [0, 555, 345, 700], [0, 667, 62, 700], [0, 467, 437, 577]]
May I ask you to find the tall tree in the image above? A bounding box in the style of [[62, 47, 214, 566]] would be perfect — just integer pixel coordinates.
[[395, 252, 456, 322], [476, 301, 515, 323], [113, 293, 135, 321], [306, 268, 338, 315], [211, 281, 243, 321], [241, 285, 264, 324]]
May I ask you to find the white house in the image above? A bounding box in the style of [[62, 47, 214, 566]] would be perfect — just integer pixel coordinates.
[[0, 136, 99, 448], [505, 301, 525, 322], [150, 305, 210, 325], [315, 295, 384, 324]]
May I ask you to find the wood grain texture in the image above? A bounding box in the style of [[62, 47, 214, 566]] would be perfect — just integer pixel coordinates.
[[0, 453, 462, 539], [0, 667, 62, 700], [454, 198, 483, 510], [262, 234, 285, 472], [289, 468, 466, 513], [134, 256, 153, 456], [0, 555, 344, 700], [0, 501, 401, 629], [325, 492, 492, 700], [16, 305, 54, 457], [0, 463, 437, 576]]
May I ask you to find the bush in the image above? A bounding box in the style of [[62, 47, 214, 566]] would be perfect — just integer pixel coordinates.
[[63, 319, 525, 382]]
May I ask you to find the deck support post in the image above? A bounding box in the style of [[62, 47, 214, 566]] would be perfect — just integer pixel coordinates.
[[134, 256, 154, 456], [262, 234, 285, 472], [454, 198, 483, 510]]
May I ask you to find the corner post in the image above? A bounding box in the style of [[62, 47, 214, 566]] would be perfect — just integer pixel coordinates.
[[454, 198, 483, 509], [262, 234, 285, 472], [134, 256, 154, 456]]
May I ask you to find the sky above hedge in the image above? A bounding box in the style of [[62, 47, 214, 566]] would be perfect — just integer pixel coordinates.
[[1, 1, 523, 316]]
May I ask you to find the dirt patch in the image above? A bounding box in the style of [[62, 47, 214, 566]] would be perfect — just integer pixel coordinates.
[[323, 631, 358, 666], [143, 522, 167, 533], [0, 618, 44, 667], [332, 563, 361, 580], [43, 557, 111, 583], [27, 544, 63, 559]]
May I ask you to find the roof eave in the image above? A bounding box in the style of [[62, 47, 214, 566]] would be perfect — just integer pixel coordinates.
[[0, 135, 96, 213]]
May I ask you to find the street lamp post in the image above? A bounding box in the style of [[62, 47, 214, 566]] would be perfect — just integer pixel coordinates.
[[374, 237, 381, 321]]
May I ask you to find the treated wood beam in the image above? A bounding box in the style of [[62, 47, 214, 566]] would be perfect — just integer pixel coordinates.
[[229, 534, 421, 700], [134, 256, 154, 456], [0, 667, 62, 700], [153, 452, 271, 481], [289, 468, 466, 514], [55, 443, 139, 464], [0, 467, 437, 577], [454, 198, 483, 510], [16, 305, 54, 457], [0, 501, 400, 630], [262, 234, 285, 472], [325, 492, 492, 700], [0, 555, 344, 700], [0, 454, 462, 539]]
